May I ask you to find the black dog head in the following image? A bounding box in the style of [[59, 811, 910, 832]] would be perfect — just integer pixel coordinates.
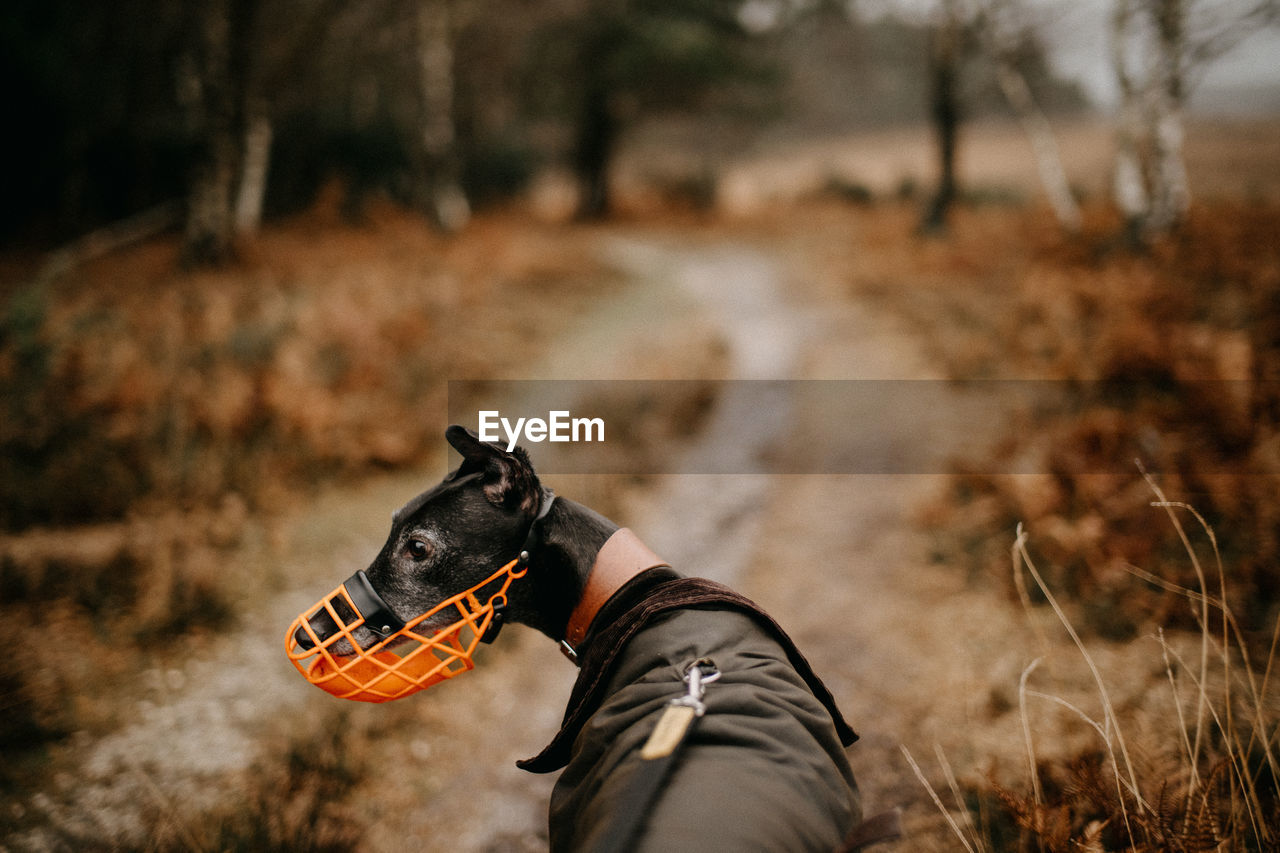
[[296, 425, 547, 654]]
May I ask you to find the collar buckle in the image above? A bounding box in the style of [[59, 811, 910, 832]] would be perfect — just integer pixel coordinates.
[[558, 640, 579, 664]]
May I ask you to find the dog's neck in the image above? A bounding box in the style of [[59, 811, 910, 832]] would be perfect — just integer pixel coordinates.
[[514, 496, 617, 640], [518, 496, 668, 649]]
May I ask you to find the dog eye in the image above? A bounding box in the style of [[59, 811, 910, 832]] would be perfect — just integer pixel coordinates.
[[406, 539, 431, 561]]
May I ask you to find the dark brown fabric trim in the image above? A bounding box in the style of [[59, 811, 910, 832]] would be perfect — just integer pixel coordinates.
[[518, 576, 858, 774]]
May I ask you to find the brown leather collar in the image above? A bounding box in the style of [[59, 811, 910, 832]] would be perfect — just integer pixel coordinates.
[[561, 528, 668, 661]]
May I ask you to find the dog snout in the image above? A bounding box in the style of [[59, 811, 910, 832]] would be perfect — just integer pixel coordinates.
[[295, 606, 342, 651], [293, 623, 318, 651], [294, 606, 379, 657]]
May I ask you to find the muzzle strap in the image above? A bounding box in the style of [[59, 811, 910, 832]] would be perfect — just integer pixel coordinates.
[[344, 570, 406, 638], [518, 489, 558, 566]]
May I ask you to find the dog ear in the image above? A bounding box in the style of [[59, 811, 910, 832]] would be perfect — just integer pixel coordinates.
[[445, 425, 541, 514]]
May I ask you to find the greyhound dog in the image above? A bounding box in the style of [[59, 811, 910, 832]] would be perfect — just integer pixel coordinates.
[[289, 426, 897, 852]]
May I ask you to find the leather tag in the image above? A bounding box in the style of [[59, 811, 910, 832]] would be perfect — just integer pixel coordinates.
[[640, 704, 697, 760]]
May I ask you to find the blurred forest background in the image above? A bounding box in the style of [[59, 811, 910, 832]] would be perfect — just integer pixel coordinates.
[[2, 0, 1279, 850]]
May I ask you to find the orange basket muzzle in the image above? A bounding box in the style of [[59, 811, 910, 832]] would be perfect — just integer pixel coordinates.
[[285, 558, 526, 703]]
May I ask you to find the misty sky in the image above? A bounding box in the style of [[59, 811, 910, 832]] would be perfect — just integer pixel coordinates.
[[1049, 0, 1280, 114], [854, 0, 1280, 115]]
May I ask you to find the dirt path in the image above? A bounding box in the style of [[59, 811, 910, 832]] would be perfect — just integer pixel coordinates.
[[608, 237, 1023, 847]]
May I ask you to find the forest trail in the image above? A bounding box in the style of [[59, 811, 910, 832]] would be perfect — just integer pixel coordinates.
[[10, 224, 1074, 852], [349, 231, 1045, 851]]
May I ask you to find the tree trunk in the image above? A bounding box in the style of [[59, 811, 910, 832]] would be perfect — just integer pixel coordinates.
[[1110, 0, 1152, 245], [415, 0, 470, 232], [1148, 101, 1189, 231], [233, 95, 272, 236], [994, 60, 1081, 233], [920, 14, 962, 235], [573, 84, 618, 220], [180, 0, 241, 267], [1147, 0, 1190, 232], [1110, 0, 1193, 242], [1112, 130, 1149, 245]]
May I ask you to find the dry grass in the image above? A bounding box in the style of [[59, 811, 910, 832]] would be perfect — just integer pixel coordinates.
[[0, 499, 251, 768], [886, 199, 1280, 659], [156, 712, 368, 853], [910, 490, 1279, 852], [17, 709, 370, 852], [0, 198, 618, 531]]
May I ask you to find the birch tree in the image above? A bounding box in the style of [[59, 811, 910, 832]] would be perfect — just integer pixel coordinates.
[[232, 94, 273, 235], [971, 0, 1081, 232], [1112, 0, 1151, 243], [233, 0, 355, 235], [180, 0, 368, 255], [906, 0, 1082, 234], [1111, 0, 1278, 240]]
